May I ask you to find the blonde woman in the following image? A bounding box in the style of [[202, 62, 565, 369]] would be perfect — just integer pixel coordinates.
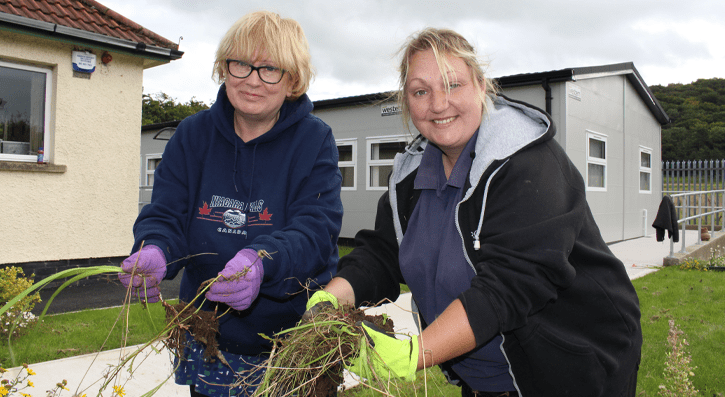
[[120, 11, 342, 396], [308, 28, 641, 397]]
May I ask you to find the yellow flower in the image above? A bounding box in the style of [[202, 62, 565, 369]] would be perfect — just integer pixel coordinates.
[[27, 380, 34, 387], [0, 386, 9, 396], [22, 393, 32, 397], [113, 385, 126, 396], [25, 368, 36, 376]]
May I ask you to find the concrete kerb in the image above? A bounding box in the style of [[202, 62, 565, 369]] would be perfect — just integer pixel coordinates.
[[662, 230, 725, 266]]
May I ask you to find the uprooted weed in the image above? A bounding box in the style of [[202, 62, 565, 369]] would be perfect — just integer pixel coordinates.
[[248, 304, 394, 397], [161, 250, 272, 369]]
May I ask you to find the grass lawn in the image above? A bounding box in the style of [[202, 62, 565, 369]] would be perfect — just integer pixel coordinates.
[[632, 265, 725, 396], [2, 257, 723, 396], [1, 301, 170, 367]]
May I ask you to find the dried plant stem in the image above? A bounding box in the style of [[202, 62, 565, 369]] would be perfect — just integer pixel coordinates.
[[2, 249, 273, 396]]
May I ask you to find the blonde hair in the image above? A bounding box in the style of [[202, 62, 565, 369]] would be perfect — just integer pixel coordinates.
[[212, 11, 314, 100], [396, 28, 498, 129]]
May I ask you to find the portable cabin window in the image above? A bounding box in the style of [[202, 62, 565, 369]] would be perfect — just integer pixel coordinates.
[[336, 138, 357, 190], [586, 132, 607, 191], [639, 147, 652, 193], [366, 135, 408, 190], [0, 60, 53, 162], [145, 155, 162, 186]]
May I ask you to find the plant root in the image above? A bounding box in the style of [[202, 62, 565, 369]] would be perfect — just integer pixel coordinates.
[[249, 304, 394, 397], [162, 300, 229, 368]]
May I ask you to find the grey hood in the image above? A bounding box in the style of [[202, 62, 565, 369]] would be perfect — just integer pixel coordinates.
[[389, 95, 552, 246]]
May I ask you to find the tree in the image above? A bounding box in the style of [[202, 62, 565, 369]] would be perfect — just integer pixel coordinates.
[[650, 78, 725, 161], [141, 92, 210, 126]]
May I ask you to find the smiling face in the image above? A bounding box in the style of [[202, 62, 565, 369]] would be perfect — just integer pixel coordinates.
[[225, 48, 293, 138], [405, 49, 485, 160]]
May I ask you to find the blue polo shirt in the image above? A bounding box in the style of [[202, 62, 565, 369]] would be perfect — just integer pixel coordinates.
[[399, 131, 514, 392]]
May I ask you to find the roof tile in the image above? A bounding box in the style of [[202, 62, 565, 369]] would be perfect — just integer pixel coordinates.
[[0, 0, 178, 50]]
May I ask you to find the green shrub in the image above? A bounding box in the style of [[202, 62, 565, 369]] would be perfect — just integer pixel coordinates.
[[0, 267, 41, 338]]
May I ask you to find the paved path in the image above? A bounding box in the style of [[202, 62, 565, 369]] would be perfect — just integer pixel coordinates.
[[5, 232, 696, 396], [614, 229, 705, 279]]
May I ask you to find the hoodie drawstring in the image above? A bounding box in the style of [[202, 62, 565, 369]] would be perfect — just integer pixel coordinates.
[[232, 139, 239, 192], [473, 160, 509, 250], [231, 140, 257, 240], [247, 144, 257, 209]]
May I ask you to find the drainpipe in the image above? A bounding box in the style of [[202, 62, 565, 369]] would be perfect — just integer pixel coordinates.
[[542, 78, 552, 115]]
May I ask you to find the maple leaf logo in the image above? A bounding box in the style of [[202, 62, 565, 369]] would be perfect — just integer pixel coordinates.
[[259, 208, 273, 221], [198, 202, 211, 216]]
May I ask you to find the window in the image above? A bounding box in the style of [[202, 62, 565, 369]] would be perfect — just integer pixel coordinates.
[[336, 138, 357, 190], [586, 132, 607, 191], [0, 60, 52, 162], [145, 155, 162, 186], [639, 147, 652, 193], [366, 135, 409, 190]]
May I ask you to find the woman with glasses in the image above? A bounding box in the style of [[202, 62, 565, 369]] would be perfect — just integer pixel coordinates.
[[118, 11, 343, 396]]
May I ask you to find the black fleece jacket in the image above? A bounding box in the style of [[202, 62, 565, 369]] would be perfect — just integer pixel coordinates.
[[337, 96, 642, 396]]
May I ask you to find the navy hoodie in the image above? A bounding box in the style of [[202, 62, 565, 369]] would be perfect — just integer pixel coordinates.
[[132, 84, 343, 355]]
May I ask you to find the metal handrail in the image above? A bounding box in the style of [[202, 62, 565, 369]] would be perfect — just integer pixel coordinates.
[[665, 190, 725, 257]]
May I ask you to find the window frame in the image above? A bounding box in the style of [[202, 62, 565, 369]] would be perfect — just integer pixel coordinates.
[[639, 146, 652, 194], [366, 135, 409, 191], [586, 131, 607, 192], [335, 138, 357, 191], [0, 59, 53, 163], [144, 154, 163, 187]]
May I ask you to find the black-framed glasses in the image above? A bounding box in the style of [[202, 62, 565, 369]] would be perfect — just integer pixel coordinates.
[[226, 59, 286, 84]]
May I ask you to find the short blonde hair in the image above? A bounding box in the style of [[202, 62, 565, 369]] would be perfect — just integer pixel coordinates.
[[396, 28, 498, 129], [212, 11, 314, 100]]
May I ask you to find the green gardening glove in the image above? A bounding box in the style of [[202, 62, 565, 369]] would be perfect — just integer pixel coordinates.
[[347, 320, 419, 382], [301, 290, 339, 322], [305, 290, 339, 311]]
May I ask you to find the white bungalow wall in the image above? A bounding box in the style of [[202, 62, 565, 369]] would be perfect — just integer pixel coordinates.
[[1, 31, 144, 264]]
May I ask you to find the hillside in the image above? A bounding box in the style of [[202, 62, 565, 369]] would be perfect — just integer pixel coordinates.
[[650, 78, 725, 161]]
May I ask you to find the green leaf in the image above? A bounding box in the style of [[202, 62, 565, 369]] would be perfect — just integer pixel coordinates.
[[0, 266, 122, 317]]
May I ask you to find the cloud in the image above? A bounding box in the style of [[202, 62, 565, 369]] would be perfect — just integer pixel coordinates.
[[100, 0, 725, 102]]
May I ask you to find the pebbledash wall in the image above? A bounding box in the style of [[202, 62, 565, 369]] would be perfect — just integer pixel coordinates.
[[0, 31, 170, 283]]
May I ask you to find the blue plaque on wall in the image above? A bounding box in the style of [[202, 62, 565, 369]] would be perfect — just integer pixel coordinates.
[[72, 51, 96, 73]]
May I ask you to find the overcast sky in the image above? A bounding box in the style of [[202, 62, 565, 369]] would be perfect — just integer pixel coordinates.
[[99, 0, 725, 105]]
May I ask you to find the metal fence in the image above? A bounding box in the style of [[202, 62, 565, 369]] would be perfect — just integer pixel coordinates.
[[662, 159, 725, 193], [662, 160, 725, 256], [662, 160, 725, 224]]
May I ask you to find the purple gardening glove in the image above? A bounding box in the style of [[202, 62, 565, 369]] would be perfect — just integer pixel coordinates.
[[206, 249, 264, 311], [118, 245, 167, 303]]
